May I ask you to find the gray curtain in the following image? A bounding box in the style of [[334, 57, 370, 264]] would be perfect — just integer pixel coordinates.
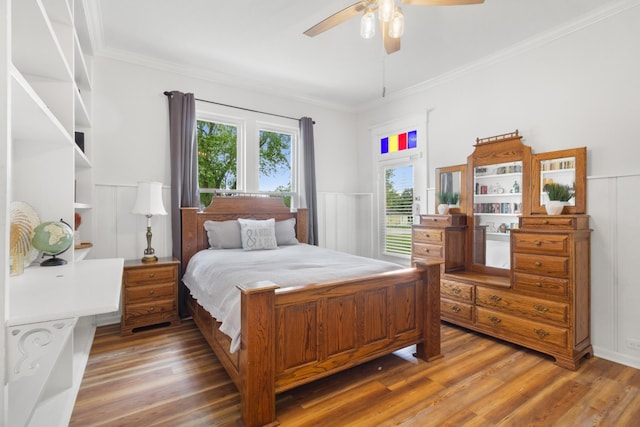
[[300, 117, 318, 245], [167, 91, 199, 316]]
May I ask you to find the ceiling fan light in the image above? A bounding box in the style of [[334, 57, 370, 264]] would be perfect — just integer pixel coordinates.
[[378, 0, 395, 22], [360, 10, 376, 39], [389, 7, 404, 38]]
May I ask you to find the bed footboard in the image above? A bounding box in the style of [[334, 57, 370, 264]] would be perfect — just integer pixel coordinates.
[[235, 261, 441, 427]]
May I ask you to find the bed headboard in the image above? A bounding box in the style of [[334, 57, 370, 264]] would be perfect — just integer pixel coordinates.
[[180, 196, 308, 272]]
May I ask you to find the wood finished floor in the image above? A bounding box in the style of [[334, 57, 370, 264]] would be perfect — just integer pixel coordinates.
[[70, 320, 640, 426]]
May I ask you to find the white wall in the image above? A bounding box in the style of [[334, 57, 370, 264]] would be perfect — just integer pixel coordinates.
[[90, 56, 360, 258], [355, 5, 640, 368]]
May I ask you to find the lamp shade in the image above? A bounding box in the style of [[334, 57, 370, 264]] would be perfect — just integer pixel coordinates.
[[131, 182, 167, 216]]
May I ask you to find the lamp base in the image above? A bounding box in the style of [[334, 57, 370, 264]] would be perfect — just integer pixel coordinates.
[[141, 255, 158, 263]]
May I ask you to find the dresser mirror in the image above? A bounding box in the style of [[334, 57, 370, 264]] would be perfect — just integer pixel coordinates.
[[467, 131, 531, 275], [436, 164, 466, 214], [531, 147, 587, 214]]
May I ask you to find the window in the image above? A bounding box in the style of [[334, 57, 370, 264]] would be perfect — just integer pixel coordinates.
[[196, 112, 298, 208], [197, 119, 239, 208], [381, 164, 414, 257]]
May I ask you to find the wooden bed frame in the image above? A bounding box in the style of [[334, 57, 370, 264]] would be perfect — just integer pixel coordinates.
[[181, 197, 442, 427]]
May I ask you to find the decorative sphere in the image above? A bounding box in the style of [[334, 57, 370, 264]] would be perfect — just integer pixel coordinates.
[[32, 221, 73, 256]]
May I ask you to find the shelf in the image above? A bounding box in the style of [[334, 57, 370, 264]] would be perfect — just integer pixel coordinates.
[[12, 0, 72, 82], [474, 213, 521, 217], [474, 172, 521, 179], [474, 193, 522, 197], [73, 202, 92, 210], [10, 66, 71, 146]]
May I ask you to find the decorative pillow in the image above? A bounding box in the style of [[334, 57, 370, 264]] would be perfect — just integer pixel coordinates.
[[203, 220, 242, 249], [238, 218, 278, 250], [275, 218, 298, 246]]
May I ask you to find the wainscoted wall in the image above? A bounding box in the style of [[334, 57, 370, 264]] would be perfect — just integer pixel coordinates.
[[589, 173, 640, 369]]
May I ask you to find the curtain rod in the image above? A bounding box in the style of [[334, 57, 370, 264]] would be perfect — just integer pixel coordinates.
[[163, 91, 314, 124]]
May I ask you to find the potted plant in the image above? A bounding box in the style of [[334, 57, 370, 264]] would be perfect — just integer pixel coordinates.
[[437, 192, 451, 215], [543, 183, 574, 215], [449, 192, 460, 207]]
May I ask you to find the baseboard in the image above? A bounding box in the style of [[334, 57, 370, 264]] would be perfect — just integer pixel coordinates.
[[593, 346, 640, 370]]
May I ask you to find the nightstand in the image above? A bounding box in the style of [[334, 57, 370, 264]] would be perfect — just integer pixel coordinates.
[[121, 257, 180, 335]]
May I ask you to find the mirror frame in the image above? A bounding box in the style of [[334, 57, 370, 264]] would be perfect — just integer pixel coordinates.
[[466, 133, 531, 276], [436, 164, 466, 214], [531, 147, 587, 215]]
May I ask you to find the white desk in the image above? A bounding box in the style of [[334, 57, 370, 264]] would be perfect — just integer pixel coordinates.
[[7, 258, 124, 427]]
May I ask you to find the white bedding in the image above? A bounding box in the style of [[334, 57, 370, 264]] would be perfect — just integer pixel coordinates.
[[182, 243, 403, 353]]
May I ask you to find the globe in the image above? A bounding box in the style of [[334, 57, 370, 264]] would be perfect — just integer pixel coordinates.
[[31, 220, 73, 266]]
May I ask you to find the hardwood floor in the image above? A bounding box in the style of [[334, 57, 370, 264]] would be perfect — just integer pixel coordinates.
[[70, 320, 640, 426]]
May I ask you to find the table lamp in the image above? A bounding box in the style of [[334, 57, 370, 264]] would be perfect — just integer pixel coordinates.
[[132, 181, 167, 263]]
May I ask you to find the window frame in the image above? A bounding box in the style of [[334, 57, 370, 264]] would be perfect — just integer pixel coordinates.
[[195, 109, 300, 203]]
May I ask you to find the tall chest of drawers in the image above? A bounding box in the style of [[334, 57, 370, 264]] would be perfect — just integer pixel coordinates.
[[121, 257, 180, 335], [508, 215, 591, 369], [412, 214, 466, 274]]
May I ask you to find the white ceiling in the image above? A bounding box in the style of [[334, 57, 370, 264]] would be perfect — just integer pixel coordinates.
[[87, 0, 621, 109]]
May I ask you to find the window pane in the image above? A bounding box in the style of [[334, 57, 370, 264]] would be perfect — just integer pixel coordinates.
[[384, 165, 413, 256], [197, 120, 238, 208], [259, 129, 291, 193]]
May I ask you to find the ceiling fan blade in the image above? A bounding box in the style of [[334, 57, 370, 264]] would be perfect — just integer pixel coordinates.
[[401, 0, 484, 5], [381, 21, 401, 54], [304, 1, 373, 37]]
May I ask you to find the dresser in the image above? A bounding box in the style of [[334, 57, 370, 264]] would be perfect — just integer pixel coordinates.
[[422, 133, 591, 370], [121, 257, 180, 335]]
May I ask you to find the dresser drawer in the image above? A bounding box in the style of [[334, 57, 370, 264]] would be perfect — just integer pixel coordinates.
[[513, 272, 569, 298], [476, 307, 568, 349], [441, 298, 473, 322], [124, 265, 177, 285], [512, 233, 569, 255], [413, 227, 444, 244], [512, 253, 569, 277], [419, 215, 463, 228], [441, 279, 474, 302], [413, 242, 444, 259], [476, 287, 568, 325], [123, 299, 176, 321], [519, 216, 582, 230], [125, 282, 175, 304]]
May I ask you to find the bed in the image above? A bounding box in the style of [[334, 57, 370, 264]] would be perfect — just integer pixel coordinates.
[[181, 196, 442, 427]]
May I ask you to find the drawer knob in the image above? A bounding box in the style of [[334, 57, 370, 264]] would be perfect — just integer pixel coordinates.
[[451, 305, 461, 313], [452, 286, 462, 295], [149, 290, 155, 295], [489, 316, 502, 324], [147, 307, 155, 313], [536, 282, 542, 287], [489, 295, 502, 302], [534, 328, 549, 339], [542, 220, 549, 225], [534, 261, 542, 267], [534, 304, 549, 313], [534, 240, 542, 246], [432, 218, 437, 221]]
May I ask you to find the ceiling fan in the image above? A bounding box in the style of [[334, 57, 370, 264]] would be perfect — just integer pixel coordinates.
[[304, 0, 484, 54]]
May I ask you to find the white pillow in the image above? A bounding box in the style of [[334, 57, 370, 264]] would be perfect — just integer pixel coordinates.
[[275, 218, 298, 245], [237, 218, 278, 250], [203, 220, 242, 249]]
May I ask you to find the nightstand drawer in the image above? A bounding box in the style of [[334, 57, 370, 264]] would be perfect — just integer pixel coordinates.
[[125, 282, 175, 303], [123, 299, 177, 321], [124, 265, 177, 285]]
